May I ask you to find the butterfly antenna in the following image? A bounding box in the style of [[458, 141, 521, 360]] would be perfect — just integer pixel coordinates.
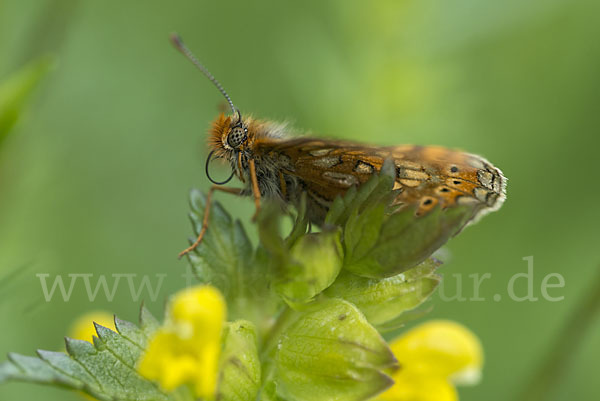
[[170, 33, 237, 116]]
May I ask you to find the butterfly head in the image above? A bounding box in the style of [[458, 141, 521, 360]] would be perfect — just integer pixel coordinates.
[[208, 111, 256, 158]]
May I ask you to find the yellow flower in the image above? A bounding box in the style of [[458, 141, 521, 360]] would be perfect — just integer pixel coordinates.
[[379, 320, 483, 401], [137, 285, 226, 400], [69, 311, 116, 342]]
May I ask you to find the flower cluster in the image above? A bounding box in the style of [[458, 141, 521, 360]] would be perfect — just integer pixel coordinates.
[[131, 285, 481, 401], [127, 166, 484, 401]]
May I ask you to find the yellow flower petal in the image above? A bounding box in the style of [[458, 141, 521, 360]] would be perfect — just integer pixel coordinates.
[[69, 311, 115, 342], [380, 372, 457, 401], [380, 320, 483, 401], [137, 285, 226, 400], [389, 320, 482, 382], [171, 285, 225, 327]]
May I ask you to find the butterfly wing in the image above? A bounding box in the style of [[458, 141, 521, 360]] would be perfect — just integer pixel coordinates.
[[258, 138, 506, 224]]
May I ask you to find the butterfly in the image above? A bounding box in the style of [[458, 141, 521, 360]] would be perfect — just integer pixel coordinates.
[[170, 34, 506, 259]]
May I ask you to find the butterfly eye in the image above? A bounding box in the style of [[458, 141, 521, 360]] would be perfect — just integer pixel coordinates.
[[227, 126, 248, 149]]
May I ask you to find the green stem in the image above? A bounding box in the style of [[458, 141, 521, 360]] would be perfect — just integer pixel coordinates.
[[259, 306, 298, 361], [516, 267, 600, 401], [257, 305, 299, 394]]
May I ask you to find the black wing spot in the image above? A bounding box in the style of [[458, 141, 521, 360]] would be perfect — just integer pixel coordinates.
[[453, 180, 461, 185], [450, 166, 459, 173]]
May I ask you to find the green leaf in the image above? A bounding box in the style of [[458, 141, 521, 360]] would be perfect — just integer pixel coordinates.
[[274, 299, 397, 401], [217, 320, 261, 401], [0, 308, 182, 401], [0, 352, 83, 390], [325, 258, 442, 330], [0, 57, 54, 146], [186, 190, 262, 303], [139, 305, 160, 338], [187, 191, 282, 325]]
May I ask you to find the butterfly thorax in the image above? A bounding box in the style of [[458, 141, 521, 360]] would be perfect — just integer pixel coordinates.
[[208, 113, 302, 206]]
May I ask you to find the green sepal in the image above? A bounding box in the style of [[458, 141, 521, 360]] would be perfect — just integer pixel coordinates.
[[333, 167, 476, 278], [256, 201, 289, 261], [325, 258, 442, 330], [375, 305, 435, 332], [257, 200, 343, 306], [273, 299, 397, 401], [321, 157, 478, 278], [276, 229, 343, 305], [260, 380, 286, 401], [285, 191, 310, 246], [345, 204, 474, 278], [217, 320, 261, 401]]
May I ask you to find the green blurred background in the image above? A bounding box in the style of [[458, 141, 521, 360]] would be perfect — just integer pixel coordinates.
[[1, 0, 599, 400]]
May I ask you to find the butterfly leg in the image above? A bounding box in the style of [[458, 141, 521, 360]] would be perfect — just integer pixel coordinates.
[[248, 158, 261, 221], [279, 171, 287, 199], [237, 152, 246, 183], [178, 185, 244, 259]]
